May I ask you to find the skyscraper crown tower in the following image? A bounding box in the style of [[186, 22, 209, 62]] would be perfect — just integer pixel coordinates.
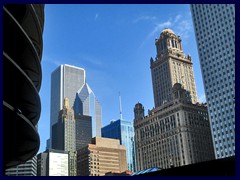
[[134, 103, 145, 121], [155, 28, 183, 58], [73, 83, 102, 137], [151, 28, 198, 107]]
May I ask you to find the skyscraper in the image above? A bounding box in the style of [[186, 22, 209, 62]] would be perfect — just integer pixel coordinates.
[[52, 98, 77, 176], [191, 4, 235, 159], [134, 84, 214, 171], [102, 119, 136, 172], [133, 28, 215, 171], [50, 64, 85, 146], [75, 114, 92, 150], [151, 28, 198, 107], [74, 83, 102, 137]]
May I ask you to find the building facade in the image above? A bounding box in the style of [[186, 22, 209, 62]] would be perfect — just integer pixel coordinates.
[[50, 64, 86, 146], [134, 28, 215, 171], [75, 114, 92, 150], [77, 137, 127, 176], [151, 28, 198, 107], [134, 84, 215, 171], [102, 119, 136, 172], [37, 149, 69, 176], [3, 4, 44, 169], [191, 4, 235, 159], [46, 139, 51, 150], [74, 83, 102, 137], [5, 157, 37, 176], [52, 98, 77, 176], [37, 152, 48, 176]]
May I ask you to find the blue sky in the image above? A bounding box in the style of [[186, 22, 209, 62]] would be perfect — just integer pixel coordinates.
[[38, 4, 205, 153]]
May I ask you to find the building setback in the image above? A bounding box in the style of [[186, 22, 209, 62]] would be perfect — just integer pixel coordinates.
[[77, 137, 127, 176], [102, 119, 136, 172], [191, 4, 235, 159], [134, 84, 215, 171], [37, 149, 69, 176]]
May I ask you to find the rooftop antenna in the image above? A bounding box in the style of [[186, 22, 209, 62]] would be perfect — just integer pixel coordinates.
[[119, 92, 123, 120]]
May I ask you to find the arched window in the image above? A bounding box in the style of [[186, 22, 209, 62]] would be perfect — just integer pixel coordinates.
[[172, 39, 175, 48]]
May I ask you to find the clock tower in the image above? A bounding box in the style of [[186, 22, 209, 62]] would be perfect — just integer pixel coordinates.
[[150, 28, 198, 107]]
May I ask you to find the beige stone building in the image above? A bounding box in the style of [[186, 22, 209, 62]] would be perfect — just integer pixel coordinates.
[[151, 28, 198, 107], [134, 83, 214, 171], [77, 137, 127, 176], [133, 28, 215, 172]]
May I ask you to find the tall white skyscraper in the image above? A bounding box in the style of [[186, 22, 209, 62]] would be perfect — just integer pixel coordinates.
[[74, 83, 102, 137], [50, 64, 85, 146], [191, 4, 235, 159]]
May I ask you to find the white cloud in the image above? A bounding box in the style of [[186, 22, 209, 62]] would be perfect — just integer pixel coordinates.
[[139, 12, 194, 49], [174, 14, 182, 23], [133, 16, 156, 23], [148, 21, 172, 38], [95, 13, 99, 20], [76, 53, 105, 68], [175, 19, 193, 39], [198, 94, 206, 103], [42, 55, 62, 67], [139, 21, 172, 49]]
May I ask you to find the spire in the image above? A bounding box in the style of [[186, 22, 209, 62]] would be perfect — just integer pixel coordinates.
[[64, 98, 69, 109], [119, 92, 123, 120]]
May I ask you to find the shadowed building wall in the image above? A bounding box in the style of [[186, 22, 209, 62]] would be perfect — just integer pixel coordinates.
[[3, 4, 44, 169]]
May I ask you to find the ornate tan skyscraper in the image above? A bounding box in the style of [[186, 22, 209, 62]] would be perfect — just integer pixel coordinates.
[[151, 28, 198, 107], [133, 28, 215, 172], [52, 98, 77, 176]]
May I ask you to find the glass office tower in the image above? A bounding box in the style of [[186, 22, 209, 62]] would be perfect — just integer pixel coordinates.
[[191, 4, 235, 158], [75, 114, 92, 150], [102, 119, 136, 172], [74, 83, 102, 137], [50, 64, 85, 146]]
